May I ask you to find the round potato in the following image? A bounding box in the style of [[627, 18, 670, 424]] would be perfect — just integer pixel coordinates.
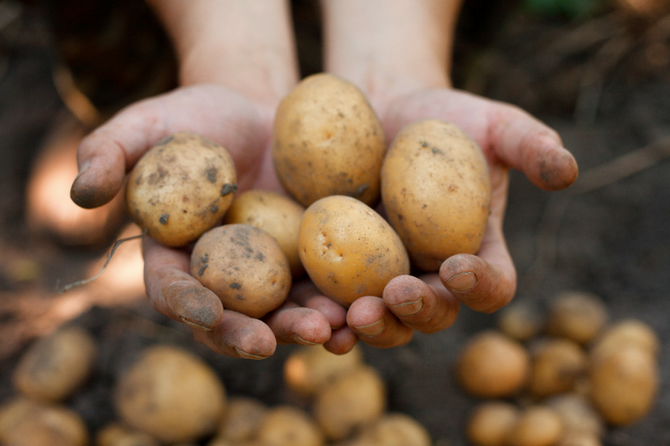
[[191, 224, 292, 318], [546, 291, 608, 345], [256, 406, 324, 446], [299, 195, 410, 307], [381, 119, 491, 271], [352, 413, 432, 446], [273, 73, 385, 207], [589, 319, 659, 360], [97, 423, 159, 446], [223, 190, 306, 277], [528, 338, 588, 398], [126, 132, 237, 247], [466, 401, 520, 446], [505, 406, 563, 446], [217, 396, 268, 442]]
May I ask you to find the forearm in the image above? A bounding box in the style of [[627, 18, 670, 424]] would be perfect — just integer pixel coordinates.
[[147, 0, 299, 105], [321, 0, 462, 108]]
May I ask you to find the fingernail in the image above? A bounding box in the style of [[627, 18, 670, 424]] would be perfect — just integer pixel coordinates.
[[74, 160, 91, 183], [292, 334, 320, 346], [445, 271, 478, 292], [390, 297, 424, 316], [353, 319, 385, 337], [234, 347, 268, 360], [180, 317, 212, 332]]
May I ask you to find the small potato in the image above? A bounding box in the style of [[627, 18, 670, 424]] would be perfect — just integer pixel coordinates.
[[351, 413, 432, 446], [546, 291, 608, 345], [313, 365, 386, 441], [256, 406, 324, 446], [505, 406, 563, 446], [126, 132, 237, 247], [497, 302, 544, 342], [96, 423, 159, 446], [273, 73, 385, 207], [556, 431, 602, 446], [13, 326, 96, 403], [223, 190, 306, 277], [283, 345, 363, 397], [191, 224, 292, 318], [528, 338, 588, 398], [217, 396, 268, 442], [466, 401, 520, 446], [545, 393, 604, 439], [456, 331, 530, 398], [589, 319, 659, 360], [381, 119, 491, 271], [299, 195, 410, 307], [115, 345, 226, 444]]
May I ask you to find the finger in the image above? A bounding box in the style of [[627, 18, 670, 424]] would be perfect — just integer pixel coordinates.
[[382, 274, 460, 333], [323, 326, 359, 355], [288, 279, 348, 330], [192, 311, 277, 359], [264, 302, 332, 346], [346, 296, 413, 348]]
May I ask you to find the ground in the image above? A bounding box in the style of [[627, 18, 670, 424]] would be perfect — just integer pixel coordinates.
[[0, 1, 669, 445]]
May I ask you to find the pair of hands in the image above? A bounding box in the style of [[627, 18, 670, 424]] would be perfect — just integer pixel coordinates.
[[70, 82, 577, 359]]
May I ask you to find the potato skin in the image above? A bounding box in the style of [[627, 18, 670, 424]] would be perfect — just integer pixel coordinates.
[[381, 119, 491, 271], [126, 132, 237, 247], [273, 73, 385, 207], [191, 224, 292, 318], [299, 195, 410, 307]]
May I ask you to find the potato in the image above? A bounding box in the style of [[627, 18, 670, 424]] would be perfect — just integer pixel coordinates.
[[283, 345, 363, 397], [556, 431, 602, 446], [381, 119, 491, 271], [546, 291, 608, 345], [528, 338, 588, 398], [466, 401, 519, 446], [350, 413, 432, 446], [314, 365, 386, 441], [589, 345, 658, 426], [223, 190, 306, 277], [126, 132, 237, 247], [497, 302, 544, 342], [272, 73, 385, 207], [96, 423, 159, 446], [256, 406, 324, 446], [12, 326, 96, 403], [191, 224, 292, 318], [505, 406, 563, 446], [0, 397, 88, 446], [589, 319, 659, 360], [546, 393, 604, 438], [456, 331, 530, 398], [299, 195, 410, 307], [114, 345, 226, 443], [217, 396, 268, 442]]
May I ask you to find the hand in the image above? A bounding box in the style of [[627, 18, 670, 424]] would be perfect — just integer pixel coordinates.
[[71, 84, 335, 358]]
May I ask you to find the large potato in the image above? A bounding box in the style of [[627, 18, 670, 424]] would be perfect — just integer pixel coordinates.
[[273, 73, 385, 207], [381, 119, 491, 271], [223, 190, 306, 277], [126, 132, 237, 247], [191, 224, 292, 318], [299, 195, 410, 307]]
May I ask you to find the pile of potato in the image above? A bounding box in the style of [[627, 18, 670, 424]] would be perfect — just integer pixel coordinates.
[[458, 291, 660, 446]]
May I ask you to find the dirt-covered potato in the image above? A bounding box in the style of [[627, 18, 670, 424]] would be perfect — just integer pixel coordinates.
[[505, 406, 563, 446], [299, 195, 410, 307], [497, 302, 544, 342], [283, 345, 363, 397], [546, 393, 605, 439], [313, 365, 386, 441], [256, 406, 324, 446], [456, 331, 530, 398], [528, 338, 588, 398], [381, 119, 491, 271], [272, 73, 385, 207], [217, 396, 268, 442], [589, 319, 659, 360], [546, 291, 608, 345], [466, 401, 520, 446], [12, 326, 96, 403], [350, 413, 432, 446], [589, 345, 658, 426], [223, 190, 306, 277], [114, 345, 226, 444], [191, 224, 292, 318], [126, 132, 237, 247], [96, 423, 159, 446], [0, 397, 88, 446], [556, 431, 602, 446]]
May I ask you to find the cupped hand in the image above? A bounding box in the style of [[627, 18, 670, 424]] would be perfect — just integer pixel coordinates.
[[70, 84, 334, 359]]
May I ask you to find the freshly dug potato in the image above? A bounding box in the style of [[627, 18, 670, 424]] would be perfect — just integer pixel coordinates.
[[313, 365, 386, 441], [466, 401, 520, 446], [256, 406, 324, 446], [13, 326, 96, 403], [497, 302, 544, 342], [0, 397, 88, 446], [505, 406, 563, 446], [283, 345, 363, 396], [456, 331, 530, 398], [589, 345, 658, 426], [191, 224, 292, 318], [381, 119, 491, 271], [217, 396, 268, 442], [223, 190, 306, 277], [126, 132, 237, 247], [96, 423, 159, 446], [273, 73, 385, 207], [546, 393, 604, 439], [528, 338, 588, 398], [546, 291, 608, 345], [299, 195, 410, 307], [589, 319, 659, 360], [114, 345, 226, 443], [556, 431, 602, 446], [350, 413, 432, 446]]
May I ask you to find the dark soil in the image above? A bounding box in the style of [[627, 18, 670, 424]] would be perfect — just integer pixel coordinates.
[[1, 1, 670, 445]]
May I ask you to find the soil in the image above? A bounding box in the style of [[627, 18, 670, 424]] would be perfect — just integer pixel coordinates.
[[1, 1, 669, 445]]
